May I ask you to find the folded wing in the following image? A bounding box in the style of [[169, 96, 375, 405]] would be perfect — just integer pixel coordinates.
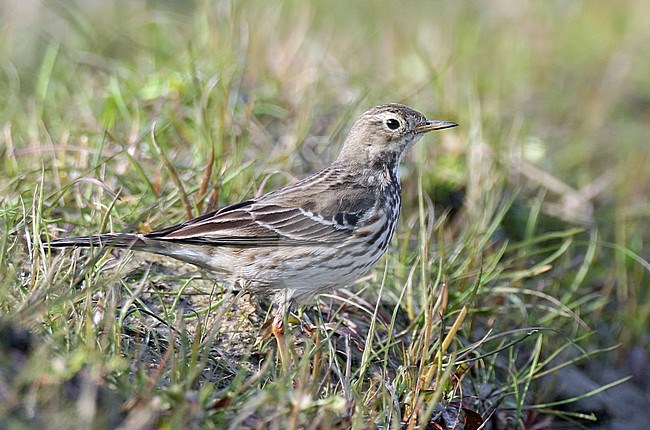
[[146, 194, 374, 247]]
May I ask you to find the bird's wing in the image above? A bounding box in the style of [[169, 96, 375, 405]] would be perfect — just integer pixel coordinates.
[[146, 174, 376, 247]]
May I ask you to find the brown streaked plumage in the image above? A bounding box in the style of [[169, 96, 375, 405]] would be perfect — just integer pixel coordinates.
[[50, 104, 458, 304]]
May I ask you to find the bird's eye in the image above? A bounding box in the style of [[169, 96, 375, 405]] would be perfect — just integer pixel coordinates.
[[385, 118, 400, 130]]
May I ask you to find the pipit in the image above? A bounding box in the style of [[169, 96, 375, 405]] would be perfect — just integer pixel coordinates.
[[50, 103, 457, 360]]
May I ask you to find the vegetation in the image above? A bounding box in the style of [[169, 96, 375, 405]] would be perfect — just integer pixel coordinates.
[[1, 1, 648, 428]]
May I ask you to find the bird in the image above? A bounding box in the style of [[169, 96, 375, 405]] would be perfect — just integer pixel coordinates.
[[49, 103, 457, 360]]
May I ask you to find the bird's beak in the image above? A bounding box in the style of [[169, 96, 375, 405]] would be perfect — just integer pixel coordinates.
[[415, 120, 458, 134]]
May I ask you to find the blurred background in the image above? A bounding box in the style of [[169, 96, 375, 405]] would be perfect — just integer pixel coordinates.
[[2, 0, 648, 223], [1, 0, 649, 427]]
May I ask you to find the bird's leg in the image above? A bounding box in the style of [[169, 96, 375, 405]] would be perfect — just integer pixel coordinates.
[[272, 300, 290, 372]]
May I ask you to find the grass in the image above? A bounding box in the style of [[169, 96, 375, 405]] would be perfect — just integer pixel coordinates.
[[1, 1, 649, 428]]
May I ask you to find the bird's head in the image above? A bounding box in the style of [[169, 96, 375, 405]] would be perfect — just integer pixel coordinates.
[[337, 103, 457, 169]]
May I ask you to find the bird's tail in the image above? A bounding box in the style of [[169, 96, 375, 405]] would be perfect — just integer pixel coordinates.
[[48, 233, 219, 272], [48, 233, 146, 249]]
